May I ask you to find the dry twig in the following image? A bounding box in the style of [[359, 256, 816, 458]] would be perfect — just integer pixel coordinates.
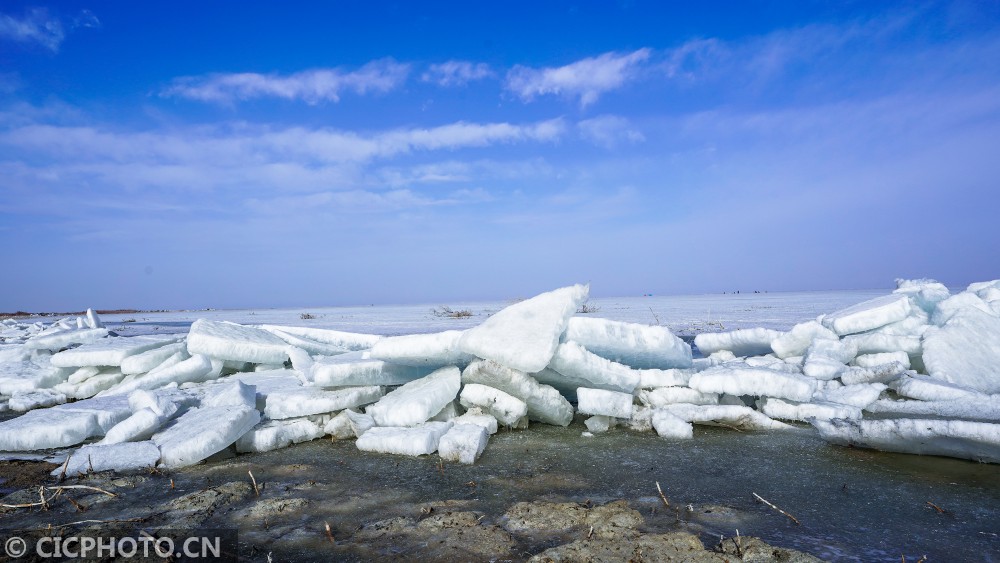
[[0, 485, 116, 510], [324, 522, 335, 544], [656, 481, 670, 508], [926, 501, 948, 514], [249, 470, 260, 496], [752, 492, 800, 525]]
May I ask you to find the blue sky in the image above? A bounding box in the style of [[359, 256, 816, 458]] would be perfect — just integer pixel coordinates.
[[2, 1, 999, 311]]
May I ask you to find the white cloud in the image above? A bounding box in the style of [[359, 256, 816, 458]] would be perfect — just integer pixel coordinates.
[[577, 115, 644, 148], [505, 48, 651, 107], [422, 60, 494, 86], [0, 8, 64, 52], [162, 59, 410, 104]]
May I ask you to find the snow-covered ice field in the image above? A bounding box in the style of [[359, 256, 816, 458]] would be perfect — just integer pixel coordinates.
[[2, 281, 999, 561]]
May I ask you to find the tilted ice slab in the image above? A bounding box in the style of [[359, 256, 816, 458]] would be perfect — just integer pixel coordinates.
[[688, 365, 817, 402], [577, 387, 633, 419], [694, 328, 780, 358], [661, 404, 792, 431], [888, 374, 986, 402], [263, 386, 384, 420], [121, 342, 188, 375], [458, 284, 588, 374], [23, 328, 109, 351], [812, 418, 1000, 464], [758, 397, 862, 422], [459, 383, 527, 426], [109, 354, 216, 394], [438, 423, 490, 464], [821, 294, 912, 336], [58, 369, 126, 400], [260, 324, 382, 351], [312, 352, 431, 387], [548, 341, 640, 393], [369, 330, 474, 367], [639, 387, 718, 407], [53, 393, 133, 433], [771, 321, 839, 359], [802, 338, 857, 381], [153, 405, 261, 468], [562, 317, 692, 369], [187, 319, 290, 364], [101, 407, 175, 444], [235, 418, 325, 453], [366, 366, 461, 427], [852, 352, 910, 369], [50, 336, 180, 368], [922, 308, 1000, 394], [259, 327, 351, 356], [355, 421, 454, 457], [461, 359, 573, 426], [0, 409, 102, 450], [865, 395, 1000, 422], [54, 441, 161, 475]]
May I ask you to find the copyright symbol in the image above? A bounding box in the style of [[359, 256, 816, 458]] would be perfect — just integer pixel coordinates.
[[5, 536, 27, 558]]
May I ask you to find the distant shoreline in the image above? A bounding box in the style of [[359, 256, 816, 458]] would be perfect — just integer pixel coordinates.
[[0, 309, 169, 320]]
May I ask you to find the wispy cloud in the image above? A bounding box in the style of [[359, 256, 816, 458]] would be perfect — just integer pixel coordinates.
[[577, 115, 644, 148], [422, 60, 494, 86], [0, 8, 64, 52], [162, 59, 410, 104], [505, 48, 651, 107]]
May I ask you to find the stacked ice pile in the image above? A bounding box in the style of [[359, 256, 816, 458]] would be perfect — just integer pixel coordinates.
[[0, 278, 998, 473]]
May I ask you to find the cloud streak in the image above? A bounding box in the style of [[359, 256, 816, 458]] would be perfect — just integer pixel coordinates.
[[0, 8, 64, 52], [422, 60, 494, 86], [162, 59, 410, 104], [505, 48, 651, 107]]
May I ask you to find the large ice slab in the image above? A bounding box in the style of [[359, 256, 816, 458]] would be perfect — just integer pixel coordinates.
[[461, 359, 573, 426], [661, 404, 792, 431], [459, 383, 528, 426], [9, 389, 66, 411], [842, 332, 921, 355], [187, 319, 290, 364], [263, 386, 383, 419], [102, 408, 173, 444], [758, 397, 862, 422], [0, 409, 102, 450], [688, 365, 817, 402], [694, 328, 780, 357], [23, 328, 109, 351], [922, 308, 1000, 394], [866, 396, 1000, 422], [110, 354, 216, 394], [235, 418, 325, 453], [121, 342, 188, 375], [260, 327, 351, 356], [548, 341, 640, 393], [813, 418, 1000, 463], [577, 387, 633, 418], [53, 393, 133, 433], [153, 405, 261, 468], [438, 423, 489, 464], [813, 382, 886, 409], [821, 294, 912, 336], [55, 441, 161, 475], [893, 278, 950, 313], [260, 324, 381, 351], [355, 421, 454, 456], [562, 317, 692, 369], [366, 366, 461, 427], [369, 330, 474, 367], [50, 336, 179, 368], [888, 374, 985, 402], [457, 284, 588, 373], [839, 362, 909, 385], [312, 352, 431, 387]]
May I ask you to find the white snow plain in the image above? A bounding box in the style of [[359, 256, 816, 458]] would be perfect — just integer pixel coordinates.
[[1, 278, 999, 470]]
